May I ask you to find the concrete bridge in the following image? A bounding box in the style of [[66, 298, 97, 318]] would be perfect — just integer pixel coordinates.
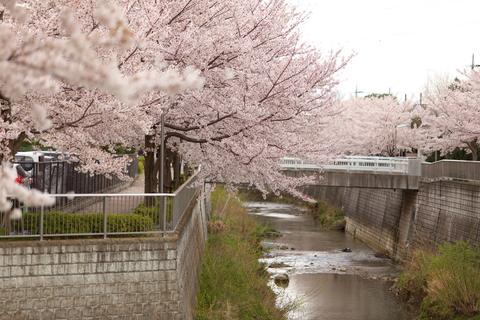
[[280, 156, 423, 190]]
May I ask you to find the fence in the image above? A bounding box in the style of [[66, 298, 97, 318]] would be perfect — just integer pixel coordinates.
[[15, 155, 138, 196], [282, 157, 480, 182], [281, 156, 422, 175], [422, 160, 480, 182], [1, 172, 201, 240]]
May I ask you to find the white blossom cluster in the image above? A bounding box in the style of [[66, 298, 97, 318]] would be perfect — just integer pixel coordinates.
[[327, 95, 415, 157], [0, 163, 55, 218], [0, 0, 205, 213], [1, 0, 359, 208], [415, 70, 480, 160]]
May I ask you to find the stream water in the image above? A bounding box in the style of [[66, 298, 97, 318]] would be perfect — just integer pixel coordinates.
[[245, 201, 415, 320]]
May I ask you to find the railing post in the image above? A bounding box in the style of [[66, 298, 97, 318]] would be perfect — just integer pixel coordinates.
[[160, 113, 165, 236], [103, 197, 108, 239], [162, 196, 167, 236], [40, 206, 44, 241]]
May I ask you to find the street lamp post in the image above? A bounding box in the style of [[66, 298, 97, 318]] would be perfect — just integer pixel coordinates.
[[394, 124, 410, 157]]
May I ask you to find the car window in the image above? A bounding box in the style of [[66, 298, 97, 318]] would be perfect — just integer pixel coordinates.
[[15, 156, 34, 171]]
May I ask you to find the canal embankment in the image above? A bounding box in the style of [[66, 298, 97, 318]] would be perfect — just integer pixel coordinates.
[[247, 201, 414, 320], [299, 179, 480, 319], [300, 179, 480, 263], [195, 189, 292, 320]]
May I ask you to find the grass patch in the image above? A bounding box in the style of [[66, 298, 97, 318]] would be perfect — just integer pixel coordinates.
[[137, 156, 145, 175], [308, 201, 345, 229], [195, 188, 291, 320], [394, 240, 480, 319]]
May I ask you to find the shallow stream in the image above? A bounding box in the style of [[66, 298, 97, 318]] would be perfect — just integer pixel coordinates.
[[245, 201, 415, 320]]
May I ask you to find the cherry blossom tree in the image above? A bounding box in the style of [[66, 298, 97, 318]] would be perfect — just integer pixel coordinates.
[[1, 0, 352, 207], [120, 0, 352, 198], [326, 95, 415, 157], [416, 70, 480, 161], [0, 0, 203, 212]]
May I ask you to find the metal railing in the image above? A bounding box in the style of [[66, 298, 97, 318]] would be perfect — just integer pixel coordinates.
[[422, 160, 480, 182], [280, 156, 422, 175], [282, 156, 480, 181], [1, 172, 200, 240], [280, 157, 320, 169], [15, 155, 138, 196]]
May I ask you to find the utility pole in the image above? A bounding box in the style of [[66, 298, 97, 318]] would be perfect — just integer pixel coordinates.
[[469, 53, 480, 70], [355, 85, 363, 98]]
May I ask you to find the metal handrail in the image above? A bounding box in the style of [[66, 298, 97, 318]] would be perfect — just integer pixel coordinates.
[[2, 171, 201, 240], [422, 160, 480, 182], [280, 156, 419, 175], [281, 156, 480, 181]]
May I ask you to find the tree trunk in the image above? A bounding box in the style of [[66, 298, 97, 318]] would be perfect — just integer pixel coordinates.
[[472, 145, 478, 161], [162, 147, 174, 193], [184, 162, 190, 178], [467, 139, 479, 161], [145, 136, 190, 197], [173, 152, 181, 189], [144, 134, 157, 206]]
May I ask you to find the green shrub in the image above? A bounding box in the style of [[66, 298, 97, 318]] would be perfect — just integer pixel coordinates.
[[133, 198, 173, 227], [134, 202, 161, 225], [106, 213, 155, 233], [19, 211, 154, 236], [0, 226, 9, 236], [138, 157, 145, 174], [424, 241, 480, 318], [395, 240, 480, 319]]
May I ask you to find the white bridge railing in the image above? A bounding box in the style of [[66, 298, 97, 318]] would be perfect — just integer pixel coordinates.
[[280, 156, 422, 176]]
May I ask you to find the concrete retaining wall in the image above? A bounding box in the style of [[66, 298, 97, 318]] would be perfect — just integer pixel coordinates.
[[303, 180, 480, 262], [302, 186, 414, 261], [0, 195, 207, 319], [413, 180, 480, 247]]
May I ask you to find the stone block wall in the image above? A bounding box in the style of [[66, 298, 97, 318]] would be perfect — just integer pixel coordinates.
[[175, 192, 207, 319], [304, 180, 480, 262], [303, 185, 413, 261], [413, 180, 480, 248], [0, 197, 207, 319]]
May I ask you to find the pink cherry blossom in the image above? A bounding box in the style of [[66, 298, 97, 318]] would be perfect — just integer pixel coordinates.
[[415, 70, 480, 160], [326, 95, 415, 157], [1, 0, 353, 207]]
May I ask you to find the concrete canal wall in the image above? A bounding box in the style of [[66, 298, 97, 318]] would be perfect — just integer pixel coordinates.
[[303, 180, 480, 262], [0, 196, 208, 320]]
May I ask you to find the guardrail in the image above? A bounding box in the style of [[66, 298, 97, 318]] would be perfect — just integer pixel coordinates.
[[1, 173, 201, 240], [422, 160, 480, 182], [280, 156, 422, 175]]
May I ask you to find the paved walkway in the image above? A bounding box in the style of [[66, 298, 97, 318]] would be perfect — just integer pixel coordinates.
[[118, 173, 145, 195], [81, 174, 146, 214]]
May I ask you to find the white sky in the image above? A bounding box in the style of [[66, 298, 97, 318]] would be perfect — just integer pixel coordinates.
[[293, 0, 480, 101]]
